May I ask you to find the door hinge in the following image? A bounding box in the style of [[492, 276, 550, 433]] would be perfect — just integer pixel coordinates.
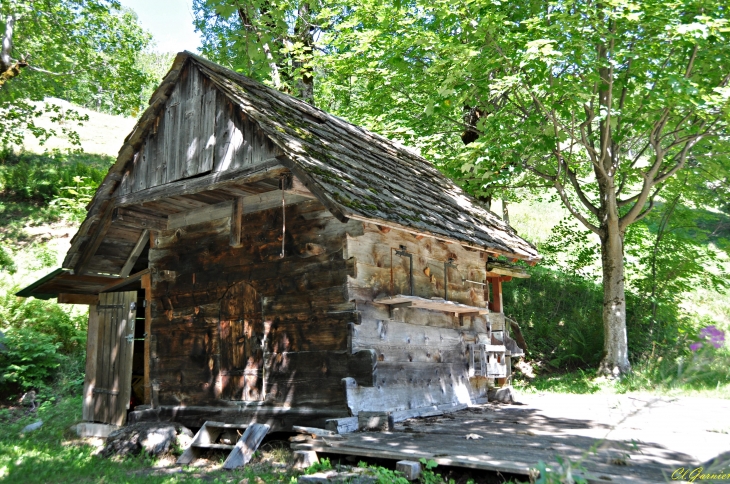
[[125, 333, 147, 343]]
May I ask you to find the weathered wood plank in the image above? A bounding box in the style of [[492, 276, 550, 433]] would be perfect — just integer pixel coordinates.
[[166, 82, 182, 183], [59, 293, 99, 305], [117, 291, 137, 425], [114, 160, 286, 207], [222, 423, 270, 469], [342, 376, 472, 416], [119, 230, 150, 277], [182, 94, 202, 178], [168, 200, 233, 230], [214, 94, 238, 172], [82, 307, 100, 421], [114, 208, 168, 232], [200, 87, 216, 173], [230, 196, 243, 247]]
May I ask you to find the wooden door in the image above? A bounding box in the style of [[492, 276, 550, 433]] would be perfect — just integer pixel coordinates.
[[219, 282, 264, 401], [82, 291, 137, 425]]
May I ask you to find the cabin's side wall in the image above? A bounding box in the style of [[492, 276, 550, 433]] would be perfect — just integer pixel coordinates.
[[345, 223, 490, 413], [147, 199, 367, 413], [119, 64, 282, 196]]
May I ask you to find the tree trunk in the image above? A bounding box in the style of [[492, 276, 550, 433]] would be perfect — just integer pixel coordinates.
[[598, 219, 631, 377], [294, 2, 314, 105]]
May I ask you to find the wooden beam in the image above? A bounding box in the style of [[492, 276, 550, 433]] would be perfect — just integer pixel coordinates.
[[276, 155, 349, 223], [289, 176, 317, 199], [347, 213, 538, 263], [167, 191, 312, 231], [114, 208, 168, 231], [58, 293, 99, 305], [488, 277, 502, 314], [240, 189, 311, 215], [230, 196, 243, 247], [113, 159, 286, 207], [486, 266, 530, 279], [222, 423, 270, 469], [168, 200, 233, 230], [142, 273, 151, 405], [458, 311, 481, 327], [100, 268, 150, 293], [119, 229, 150, 278], [74, 208, 115, 275], [82, 307, 100, 421]]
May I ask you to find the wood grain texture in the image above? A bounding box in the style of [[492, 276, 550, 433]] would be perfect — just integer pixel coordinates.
[[222, 423, 270, 469], [147, 202, 362, 409]]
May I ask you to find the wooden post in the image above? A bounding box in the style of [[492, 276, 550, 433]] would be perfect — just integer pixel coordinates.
[[488, 277, 502, 313], [230, 196, 244, 247], [82, 307, 100, 421], [142, 273, 152, 405]]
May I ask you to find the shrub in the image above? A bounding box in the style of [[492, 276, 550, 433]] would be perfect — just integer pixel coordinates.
[[0, 291, 86, 354], [0, 289, 87, 394], [0, 149, 111, 205], [0, 326, 61, 390]]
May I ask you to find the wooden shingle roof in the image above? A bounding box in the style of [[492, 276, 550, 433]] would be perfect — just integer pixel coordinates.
[[186, 53, 539, 260]]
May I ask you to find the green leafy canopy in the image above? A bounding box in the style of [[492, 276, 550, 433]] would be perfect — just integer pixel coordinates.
[[0, 0, 154, 147]]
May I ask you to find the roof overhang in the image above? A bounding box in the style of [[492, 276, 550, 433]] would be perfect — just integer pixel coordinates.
[[16, 268, 123, 300]]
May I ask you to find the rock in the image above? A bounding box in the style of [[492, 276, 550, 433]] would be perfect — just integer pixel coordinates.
[[293, 450, 319, 469], [101, 422, 193, 458], [21, 420, 43, 433], [396, 460, 421, 480], [358, 411, 394, 431], [487, 385, 519, 404], [298, 470, 376, 484]]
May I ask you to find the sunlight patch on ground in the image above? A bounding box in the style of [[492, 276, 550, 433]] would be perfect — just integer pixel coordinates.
[[17, 98, 136, 157]]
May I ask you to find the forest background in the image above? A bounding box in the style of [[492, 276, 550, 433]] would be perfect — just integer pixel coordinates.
[[0, 0, 729, 411]]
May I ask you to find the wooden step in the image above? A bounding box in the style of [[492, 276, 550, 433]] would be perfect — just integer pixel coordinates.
[[195, 443, 235, 450], [177, 420, 270, 469]]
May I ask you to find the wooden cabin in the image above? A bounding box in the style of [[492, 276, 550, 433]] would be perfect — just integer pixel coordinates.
[[19, 52, 539, 431]]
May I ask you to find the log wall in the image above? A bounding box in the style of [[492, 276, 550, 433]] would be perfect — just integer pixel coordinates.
[[148, 199, 366, 411], [344, 223, 490, 412]]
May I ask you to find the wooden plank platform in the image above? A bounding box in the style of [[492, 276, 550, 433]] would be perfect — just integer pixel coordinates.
[[374, 295, 489, 315], [291, 393, 730, 483]]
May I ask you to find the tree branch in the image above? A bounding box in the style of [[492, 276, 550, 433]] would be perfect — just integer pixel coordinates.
[[525, 163, 602, 235], [1, 13, 15, 72]]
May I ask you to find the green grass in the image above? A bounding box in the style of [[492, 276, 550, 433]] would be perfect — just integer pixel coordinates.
[[514, 344, 730, 399], [0, 395, 301, 483]]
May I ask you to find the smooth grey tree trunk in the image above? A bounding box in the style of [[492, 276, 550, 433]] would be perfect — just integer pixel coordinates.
[[598, 218, 631, 376]]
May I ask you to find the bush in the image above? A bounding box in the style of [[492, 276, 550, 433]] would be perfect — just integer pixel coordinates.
[[0, 290, 87, 395], [503, 266, 616, 369], [0, 291, 86, 354], [0, 149, 111, 205], [0, 327, 61, 390]]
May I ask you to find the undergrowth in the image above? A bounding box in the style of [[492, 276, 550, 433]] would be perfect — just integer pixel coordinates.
[[0, 149, 111, 204]]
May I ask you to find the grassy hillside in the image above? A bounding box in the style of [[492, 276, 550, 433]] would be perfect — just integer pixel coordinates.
[[19, 98, 136, 158]]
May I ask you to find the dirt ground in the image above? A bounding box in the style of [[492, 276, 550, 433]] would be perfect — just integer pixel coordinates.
[[517, 392, 730, 466]]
